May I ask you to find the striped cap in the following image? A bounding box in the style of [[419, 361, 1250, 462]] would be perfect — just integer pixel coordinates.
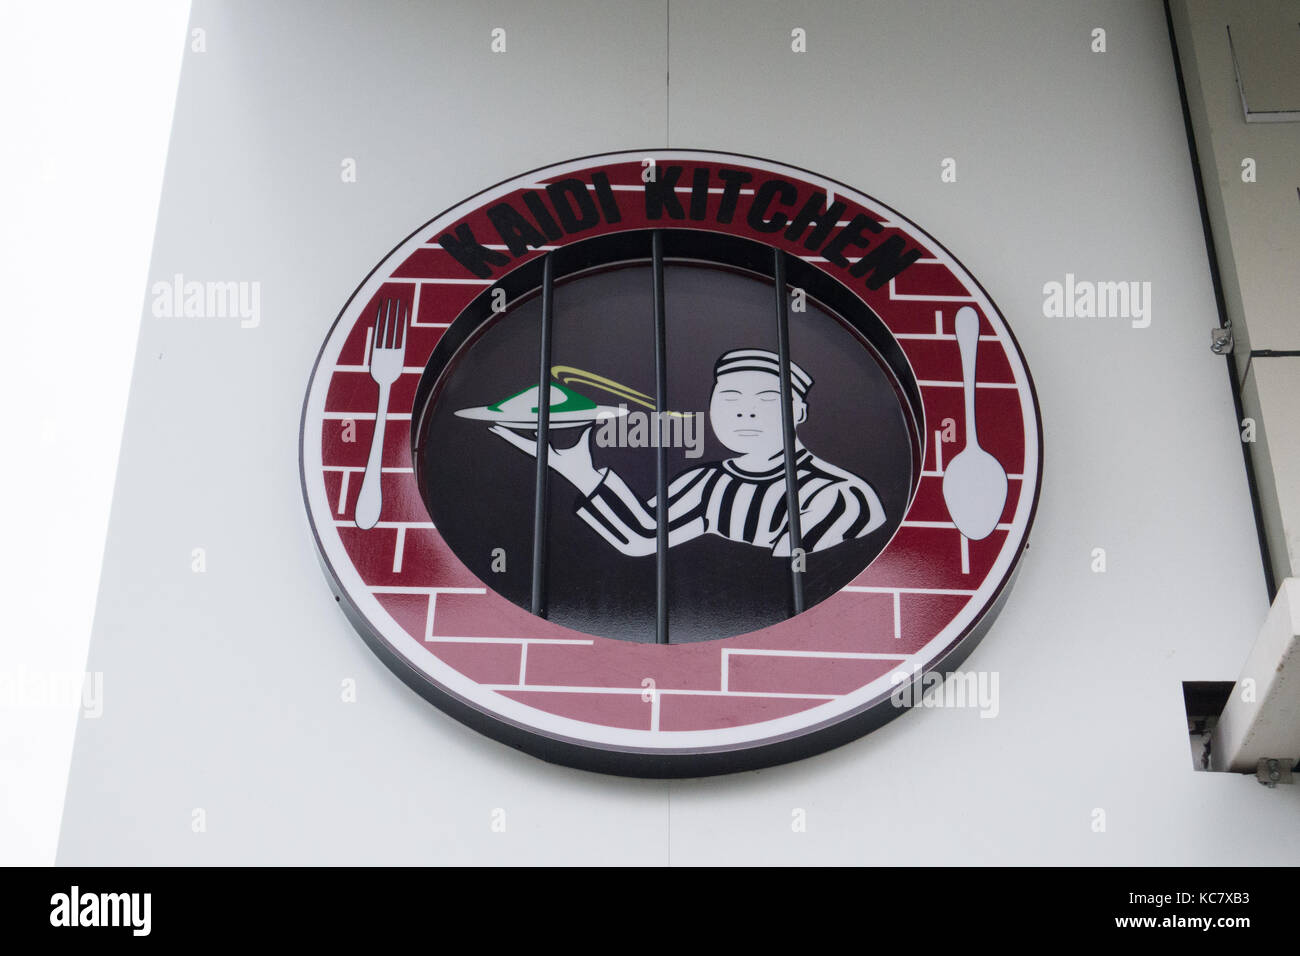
[[713, 348, 813, 397]]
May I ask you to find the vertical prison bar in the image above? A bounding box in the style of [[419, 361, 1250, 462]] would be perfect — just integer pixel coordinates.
[[530, 253, 555, 617], [652, 231, 670, 644], [773, 248, 807, 615]]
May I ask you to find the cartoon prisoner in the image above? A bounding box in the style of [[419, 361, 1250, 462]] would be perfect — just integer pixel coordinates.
[[486, 348, 886, 557]]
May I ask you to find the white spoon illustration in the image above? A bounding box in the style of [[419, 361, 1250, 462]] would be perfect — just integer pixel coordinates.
[[941, 306, 1008, 541]]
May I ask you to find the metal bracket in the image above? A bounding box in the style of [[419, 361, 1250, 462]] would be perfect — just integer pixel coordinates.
[[1211, 323, 1234, 355], [1256, 758, 1294, 788]]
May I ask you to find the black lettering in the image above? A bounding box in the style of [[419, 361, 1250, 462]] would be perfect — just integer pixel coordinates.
[[746, 179, 796, 232], [591, 172, 622, 223], [689, 167, 710, 221], [849, 235, 923, 289], [546, 178, 600, 233], [486, 202, 550, 256], [716, 168, 753, 223], [645, 165, 685, 219], [821, 213, 882, 266], [784, 191, 847, 250], [522, 191, 563, 241], [437, 223, 511, 278]]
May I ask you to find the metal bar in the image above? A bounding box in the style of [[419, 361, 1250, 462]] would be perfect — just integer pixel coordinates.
[[773, 248, 806, 615], [652, 231, 670, 644], [530, 253, 555, 617]]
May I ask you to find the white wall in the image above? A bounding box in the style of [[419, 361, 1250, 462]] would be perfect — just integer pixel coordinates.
[[55, 0, 1299, 865], [0, 1, 190, 867]]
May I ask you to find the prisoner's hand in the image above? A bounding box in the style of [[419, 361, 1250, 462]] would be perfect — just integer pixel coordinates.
[[548, 426, 603, 496], [488, 425, 603, 497], [487, 424, 539, 456]]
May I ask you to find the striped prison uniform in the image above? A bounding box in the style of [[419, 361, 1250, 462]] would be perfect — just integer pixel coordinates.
[[575, 448, 886, 557]]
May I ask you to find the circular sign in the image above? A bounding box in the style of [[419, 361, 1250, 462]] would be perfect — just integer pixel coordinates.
[[300, 150, 1041, 777]]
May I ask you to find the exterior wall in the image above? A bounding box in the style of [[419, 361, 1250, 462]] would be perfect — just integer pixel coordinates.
[[1171, 0, 1300, 585], [58, 0, 1299, 865]]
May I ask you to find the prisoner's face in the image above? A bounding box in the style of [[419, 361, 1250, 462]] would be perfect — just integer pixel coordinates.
[[709, 370, 806, 457]]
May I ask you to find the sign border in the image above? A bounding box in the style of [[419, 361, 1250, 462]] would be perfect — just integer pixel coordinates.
[[299, 149, 1043, 777]]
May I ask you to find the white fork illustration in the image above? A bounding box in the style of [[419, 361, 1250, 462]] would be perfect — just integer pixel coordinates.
[[355, 299, 407, 530]]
